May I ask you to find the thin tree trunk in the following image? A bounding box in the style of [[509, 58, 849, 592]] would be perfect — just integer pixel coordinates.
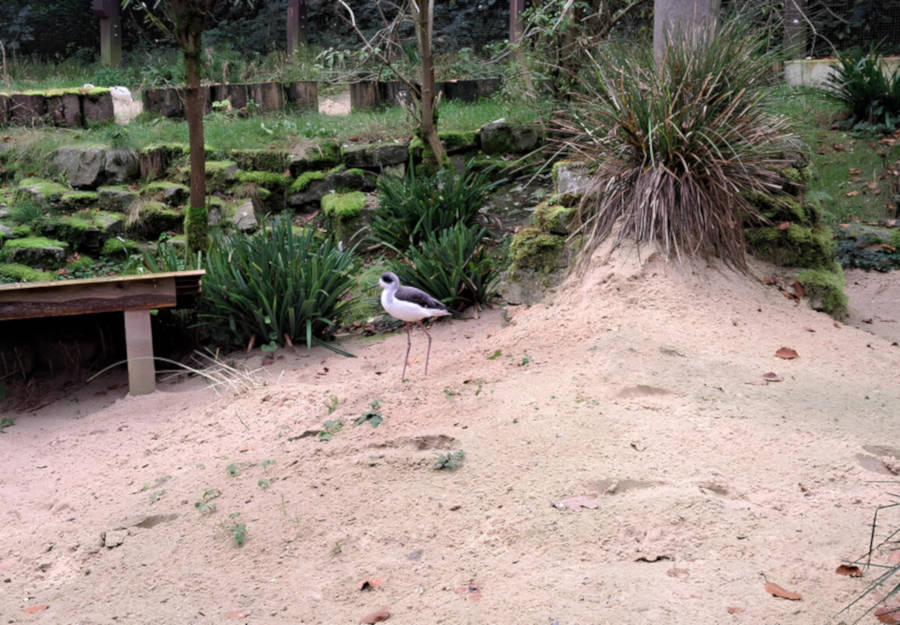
[[173, 1, 212, 253], [414, 0, 444, 167]]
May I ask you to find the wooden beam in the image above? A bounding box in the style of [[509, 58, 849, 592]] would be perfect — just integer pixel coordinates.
[[0, 271, 204, 321], [123, 309, 156, 395]]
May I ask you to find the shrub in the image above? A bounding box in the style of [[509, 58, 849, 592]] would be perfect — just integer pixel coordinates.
[[371, 161, 498, 252], [390, 222, 498, 312], [558, 17, 792, 271], [823, 47, 900, 128], [201, 216, 355, 354]]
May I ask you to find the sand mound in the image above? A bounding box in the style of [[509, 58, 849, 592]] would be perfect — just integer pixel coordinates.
[[2, 252, 899, 624]]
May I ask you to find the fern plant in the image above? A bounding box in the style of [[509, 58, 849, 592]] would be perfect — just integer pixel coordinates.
[[390, 222, 498, 312], [823, 46, 900, 128], [201, 216, 355, 354]]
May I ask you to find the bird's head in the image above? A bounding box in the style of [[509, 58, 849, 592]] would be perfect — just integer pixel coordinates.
[[378, 272, 399, 290]]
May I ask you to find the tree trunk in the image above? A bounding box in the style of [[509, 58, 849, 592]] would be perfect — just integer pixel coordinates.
[[653, 0, 719, 63], [172, 0, 213, 254], [413, 0, 444, 168], [287, 0, 308, 57], [783, 0, 806, 59]]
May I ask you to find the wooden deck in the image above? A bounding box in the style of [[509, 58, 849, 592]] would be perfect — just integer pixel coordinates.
[[0, 271, 205, 395]]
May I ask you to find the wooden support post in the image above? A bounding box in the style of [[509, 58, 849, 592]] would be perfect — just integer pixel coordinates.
[[123, 309, 155, 395], [653, 0, 719, 63], [783, 0, 807, 60], [509, 0, 526, 44], [286, 0, 308, 58], [99, 16, 122, 67]]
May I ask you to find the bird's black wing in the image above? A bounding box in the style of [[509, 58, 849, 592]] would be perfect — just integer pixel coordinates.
[[396, 285, 447, 311]]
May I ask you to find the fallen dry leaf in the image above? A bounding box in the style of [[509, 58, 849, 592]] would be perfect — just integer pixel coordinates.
[[778, 221, 792, 230], [849, 167, 862, 175], [226, 610, 250, 619], [359, 578, 386, 591], [361, 606, 390, 624], [762, 372, 783, 382], [23, 605, 49, 614], [876, 606, 900, 624], [553, 496, 600, 511], [762, 275, 776, 285], [793, 281, 805, 299], [727, 606, 744, 614], [765, 581, 802, 601], [775, 347, 799, 360], [846, 190, 861, 197], [835, 564, 862, 577]]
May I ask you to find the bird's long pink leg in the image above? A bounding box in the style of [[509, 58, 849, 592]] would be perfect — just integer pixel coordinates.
[[402, 322, 412, 379], [418, 320, 433, 375]]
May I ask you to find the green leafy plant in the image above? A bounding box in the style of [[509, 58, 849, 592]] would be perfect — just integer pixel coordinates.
[[318, 419, 344, 442], [226, 463, 241, 477], [486, 349, 502, 360], [0, 416, 15, 433], [434, 450, 465, 470], [258, 479, 270, 489], [228, 512, 247, 546], [201, 216, 356, 355], [324, 395, 339, 414], [390, 222, 498, 311], [823, 46, 900, 129], [195, 488, 221, 514], [371, 161, 498, 252], [353, 400, 383, 428], [560, 16, 792, 272]]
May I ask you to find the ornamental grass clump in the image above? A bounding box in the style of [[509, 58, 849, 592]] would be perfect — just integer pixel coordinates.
[[558, 18, 793, 271], [201, 216, 355, 354]]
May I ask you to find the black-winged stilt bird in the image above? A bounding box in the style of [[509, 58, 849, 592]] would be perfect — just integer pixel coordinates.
[[377, 272, 450, 378]]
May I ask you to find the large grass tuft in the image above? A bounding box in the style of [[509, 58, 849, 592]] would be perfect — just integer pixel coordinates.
[[558, 17, 794, 271]]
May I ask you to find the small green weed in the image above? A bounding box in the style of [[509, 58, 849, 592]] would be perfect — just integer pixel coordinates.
[[258, 479, 271, 489], [195, 488, 222, 514], [486, 349, 502, 360], [262, 459, 277, 471], [324, 395, 339, 414], [229, 512, 247, 546], [518, 353, 531, 366], [443, 388, 458, 398], [330, 541, 342, 557], [434, 450, 465, 470], [318, 419, 344, 441], [353, 400, 383, 428], [148, 490, 166, 504], [0, 416, 15, 433], [226, 463, 241, 477]]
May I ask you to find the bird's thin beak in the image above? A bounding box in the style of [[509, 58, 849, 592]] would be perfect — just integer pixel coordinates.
[[366, 283, 379, 291]]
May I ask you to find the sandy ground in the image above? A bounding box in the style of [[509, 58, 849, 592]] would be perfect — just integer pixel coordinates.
[[2, 247, 900, 625]]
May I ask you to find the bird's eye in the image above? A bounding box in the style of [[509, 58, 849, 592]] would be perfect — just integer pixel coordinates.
[[382, 275, 393, 283]]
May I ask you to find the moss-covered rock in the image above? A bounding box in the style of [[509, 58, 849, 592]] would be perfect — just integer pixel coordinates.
[[231, 149, 289, 173], [98, 185, 138, 213], [479, 118, 542, 154], [508, 225, 566, 274], [15, 178, 70, 206], [236, 170, 291, 192], [0, 262, 53, 282], [745, 223, 834, 269], [795, 263, 848, 319], [0, 236, 69, 269], [45, 211, 124, 254], [127, 201, 184, 238], [440, 130, 479, 152], [101, 237, 140, 256], [322, 191, 368, 244], [177, 160, 238, 191], [288, 141, 343, 174], [141, 181, 190, 206], [289, 170, 326, 194], [534, 202, 575, 236], [59, 191, 99, 212]]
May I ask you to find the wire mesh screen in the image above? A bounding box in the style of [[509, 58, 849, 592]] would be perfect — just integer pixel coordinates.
[[806, 0, 900, 56]]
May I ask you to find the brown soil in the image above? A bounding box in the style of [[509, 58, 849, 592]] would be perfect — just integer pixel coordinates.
[[2, 247, 899, 625]]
